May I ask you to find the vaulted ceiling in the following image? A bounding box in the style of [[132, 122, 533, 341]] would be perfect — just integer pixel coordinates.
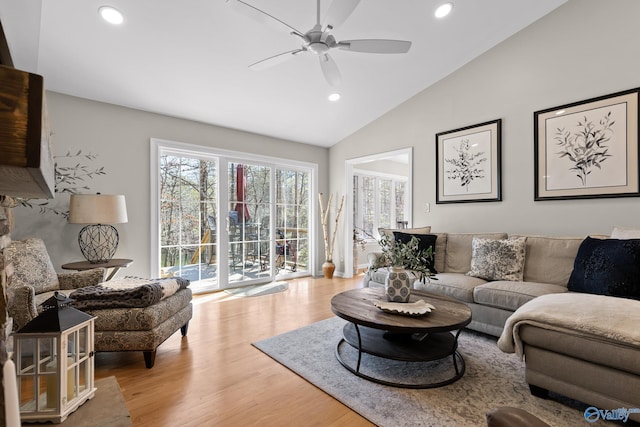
[[0, 0, 566, 147]]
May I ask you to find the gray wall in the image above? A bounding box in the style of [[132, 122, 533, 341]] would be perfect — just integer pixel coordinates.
[[329, 0, 640, 273], [13, 92, 329, 278]]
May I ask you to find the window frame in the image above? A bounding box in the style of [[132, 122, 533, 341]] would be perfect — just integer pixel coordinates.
[[150, 138, 318, 286]]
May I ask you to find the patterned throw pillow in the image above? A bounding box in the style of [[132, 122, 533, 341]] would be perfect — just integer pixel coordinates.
[[466, 237, 527, 281]]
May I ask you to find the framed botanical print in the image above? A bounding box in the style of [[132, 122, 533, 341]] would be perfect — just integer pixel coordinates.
[[436, 119, 502, 204], [534, 88, 640, 200]]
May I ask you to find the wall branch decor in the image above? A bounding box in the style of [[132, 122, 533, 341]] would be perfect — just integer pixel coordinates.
[[534, 88, 640, 200], [436, 119, 502, 204]]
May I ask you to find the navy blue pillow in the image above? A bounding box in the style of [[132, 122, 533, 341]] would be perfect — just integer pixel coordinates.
[[567, 237, 640, 300], [393, 232, 438, 274]]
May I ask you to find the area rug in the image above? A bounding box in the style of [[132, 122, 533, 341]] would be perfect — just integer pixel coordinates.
[[253, 317, 619, 427], [225, 281, 288, 297], [29, 376, 132, 426]]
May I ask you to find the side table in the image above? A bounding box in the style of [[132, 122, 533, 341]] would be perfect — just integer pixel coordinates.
[[61, 258, 133, 281]]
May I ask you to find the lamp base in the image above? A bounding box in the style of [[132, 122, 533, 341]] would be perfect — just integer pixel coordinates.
[[78, 224, 119, 263]]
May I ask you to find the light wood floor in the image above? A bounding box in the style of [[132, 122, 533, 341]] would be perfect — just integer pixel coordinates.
[[94, 275, 376, 426]]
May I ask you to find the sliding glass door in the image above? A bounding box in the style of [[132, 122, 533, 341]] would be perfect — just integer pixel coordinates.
[[152, 140, 315, 293]]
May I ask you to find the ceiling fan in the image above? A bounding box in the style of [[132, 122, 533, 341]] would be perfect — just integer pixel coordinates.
[[227, 0, 412, 86]]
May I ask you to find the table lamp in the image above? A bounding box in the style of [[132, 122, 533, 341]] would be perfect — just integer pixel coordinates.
[[68, 193, 128, 263]]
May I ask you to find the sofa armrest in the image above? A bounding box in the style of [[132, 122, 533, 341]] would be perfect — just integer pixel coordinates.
[[7, 285, 38, 331], [367, 252, 387, 268], [58, 268, 105, 290]]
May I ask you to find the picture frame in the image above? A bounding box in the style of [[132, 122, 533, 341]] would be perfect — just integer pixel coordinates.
[[534, 88, 640, 201], [436, 119, 502, 204]]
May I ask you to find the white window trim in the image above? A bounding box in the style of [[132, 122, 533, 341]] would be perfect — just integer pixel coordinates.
[[150, 138, 318, 281]]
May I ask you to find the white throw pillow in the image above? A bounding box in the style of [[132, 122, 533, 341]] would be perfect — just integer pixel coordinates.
[[610, 226, 640, 239], [466, 236, 527, 281]]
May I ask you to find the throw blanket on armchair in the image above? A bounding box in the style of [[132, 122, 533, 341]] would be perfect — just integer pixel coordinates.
[[497, 293, 640, 359], [69, 276, 190, 310]]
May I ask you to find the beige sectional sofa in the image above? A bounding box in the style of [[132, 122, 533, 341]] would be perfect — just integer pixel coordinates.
[[364, 229, 640, 421], [364, 231, 586, 336]]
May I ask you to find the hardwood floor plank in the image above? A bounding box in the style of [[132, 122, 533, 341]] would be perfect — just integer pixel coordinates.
[[94, 276, 376, 426]]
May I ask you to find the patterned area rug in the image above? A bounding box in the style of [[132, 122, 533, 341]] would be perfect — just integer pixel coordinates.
[[253, 317, 620, 427]]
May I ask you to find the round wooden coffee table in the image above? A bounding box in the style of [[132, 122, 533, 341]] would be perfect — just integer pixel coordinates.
[[330, 287, 472, 388]]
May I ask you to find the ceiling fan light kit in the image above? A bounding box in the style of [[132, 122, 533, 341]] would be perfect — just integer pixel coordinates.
[[229, 0, 412, 86]]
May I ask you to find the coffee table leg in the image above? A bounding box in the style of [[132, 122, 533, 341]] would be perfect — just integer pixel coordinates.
[[354, 323, 362, 373], [452, 328, 463, 375]]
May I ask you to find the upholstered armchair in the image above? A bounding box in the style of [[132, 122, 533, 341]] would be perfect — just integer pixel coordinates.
[[4, 238, 104, 330], [4, 237, 193, 368]]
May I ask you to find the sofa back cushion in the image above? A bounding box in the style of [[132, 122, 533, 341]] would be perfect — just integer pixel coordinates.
[[509, 234, 585, 286], [430, 233, 448, 274], [378, 226, 431, 243], [5, 238, 59, 294], [444, 233, 508, 273]]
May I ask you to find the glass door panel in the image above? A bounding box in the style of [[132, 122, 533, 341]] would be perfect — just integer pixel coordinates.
[[227, 163, 272, 285], [157, 143, 313, 292], [275, 169, 309, 276], [159, 154, 218, 292]]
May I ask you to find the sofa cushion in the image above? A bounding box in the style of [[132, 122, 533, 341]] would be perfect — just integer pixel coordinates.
[[444, 233, 508, 273], [509, 234, 585, 286], [5, 238, 59, 294], [518, 324, 640, 376], [473, 281, 567, 311], [416, 273, 487, 303], [86, 288, 193, 331], [393, 231, 438, 273], [430, 233, 448, 276], [611, 226, 640, 239], [378, 226, 431, 243], [568, 237, 640, 300], [467, 237, 527, 281]]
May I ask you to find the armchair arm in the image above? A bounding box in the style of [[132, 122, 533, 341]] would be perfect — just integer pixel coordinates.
[[58, 268, 105, 290], [6, 285, 38, 331], [366, 252, 388, 269]]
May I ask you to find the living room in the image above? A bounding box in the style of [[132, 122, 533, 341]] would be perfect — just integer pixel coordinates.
[[1, 0, 639, 425]]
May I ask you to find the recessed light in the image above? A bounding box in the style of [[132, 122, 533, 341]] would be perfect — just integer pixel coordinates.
[[328, 93, 341, 102], [99, 6, 124, 25], [435, 2, 453, 19]]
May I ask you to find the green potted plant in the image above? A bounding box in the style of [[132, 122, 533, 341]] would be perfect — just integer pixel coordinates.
[[370, 232, 435, 302]]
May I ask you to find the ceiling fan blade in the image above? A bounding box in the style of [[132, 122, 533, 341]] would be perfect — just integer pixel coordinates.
[[319, 53, 341, 86], [249, 49, 305, 71], [227, 0, 305, 38], [323, 0, 360, 29], [338, 39, 412, 54]]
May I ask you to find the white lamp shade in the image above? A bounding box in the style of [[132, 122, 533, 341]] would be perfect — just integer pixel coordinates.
[[68, 194, 128, 224]]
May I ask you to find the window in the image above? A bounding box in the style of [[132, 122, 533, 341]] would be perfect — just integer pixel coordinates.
[[353, 172, 408, 238], [151, 139, 317, 293]]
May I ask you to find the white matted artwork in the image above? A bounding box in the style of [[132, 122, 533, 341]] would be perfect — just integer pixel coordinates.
[[436, 119, 502, 204], [534, 88, 640, 200]]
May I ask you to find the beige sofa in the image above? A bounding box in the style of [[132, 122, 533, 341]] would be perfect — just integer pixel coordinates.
[[364, 232, 586, 336], [365, 230, 640, 421]]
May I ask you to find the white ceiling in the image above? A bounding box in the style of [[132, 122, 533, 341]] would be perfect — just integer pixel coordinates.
[[0, 0, 566, 147]]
